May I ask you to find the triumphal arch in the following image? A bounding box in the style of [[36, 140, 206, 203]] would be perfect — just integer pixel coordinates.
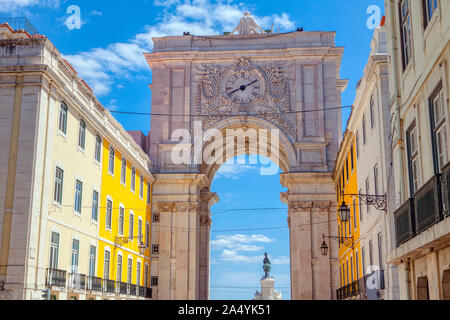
[[144, 14, 348, 300]]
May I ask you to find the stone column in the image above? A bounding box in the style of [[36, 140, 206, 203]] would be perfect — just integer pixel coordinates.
[[397, 260, 411, 300], [198, 189, 218, 300], [281, 172, 338, 300], [151, 174, 210, 300]]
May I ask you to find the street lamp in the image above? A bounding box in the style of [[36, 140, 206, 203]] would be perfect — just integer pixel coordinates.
[[320, 240, 329, 256], [320, 234, 354, 256], [338, 202, 351, 222], [115, 236, 147, 256]]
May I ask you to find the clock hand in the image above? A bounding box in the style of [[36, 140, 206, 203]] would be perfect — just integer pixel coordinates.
[[227, 80, 259, 96]]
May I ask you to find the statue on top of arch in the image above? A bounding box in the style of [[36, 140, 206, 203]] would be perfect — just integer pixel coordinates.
[[232, 12, 264, 35]]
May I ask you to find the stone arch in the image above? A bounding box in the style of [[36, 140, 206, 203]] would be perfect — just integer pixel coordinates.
[[196, 116, 297, 182]]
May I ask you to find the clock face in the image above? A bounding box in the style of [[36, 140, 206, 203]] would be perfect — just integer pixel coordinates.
[[224, 72, 261, 104]]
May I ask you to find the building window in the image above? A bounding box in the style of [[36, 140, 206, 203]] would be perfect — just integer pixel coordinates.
[[406, 124, 421, 194], [49, 232, 59, 269], [399, 0, 412, 70], [374, 164, 379, 196], [423, 0, 439, 29], [346, 158, 349, 181], [138, 218, 143, 243], [129, 212, 134, 239], [359, 189, 364, 221], [362, 115, 367, 145], [152, 213, 160, 223], [151, 276, 159, 287], [370, 95, 375, 128], [147, 183, 151, 205], [369, 240, 374, 268], [430, 87, 448, 172], [144, 264, 149, 287], [139, 175, 144, 199], [351, 145, 354, 171], [108, 147, 115, 175], [71, 239, 79, 273], [127, 258, 132, 284], [74, 180, 83, 214], [136, 261, 141, 286], [152, 245, 159, 255], [378, 233, 383, 269], [356, 251, 360, 279], [78, 120, 86, 150], [131, 167, 136, 192], [89, 245, 96, 277], [59, 102, 68, 134], [121, 158, 126, 185], [104, 250, 110, 280], [119, 207, 124, 236], [350, 257, 354, 282], [365, 178, 371, 213], [353, 198, 357, 229], [346, 260, 349, 285], [145, 223, 150, 248], [95, 135, 102, 163], [106, 199, 112, 230], [362, 247, 366, 276], [117, 255, 122, 282], [92, 190, 99, 222], [356, 132, 360, 158], [54, 167, 64, 205]]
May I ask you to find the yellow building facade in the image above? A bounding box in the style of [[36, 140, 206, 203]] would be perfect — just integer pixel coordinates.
[[97, 138, 154, 299], [334, 130, 362, 300]]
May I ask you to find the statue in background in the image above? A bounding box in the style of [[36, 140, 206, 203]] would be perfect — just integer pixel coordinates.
[[232, 12, 263, 35]]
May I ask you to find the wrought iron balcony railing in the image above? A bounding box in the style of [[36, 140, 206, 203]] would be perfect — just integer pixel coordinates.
[[394, 172, 449, 247], [336, 280, 359, 300], [139, 286, 145, 297], [103, 279, 115, 294], [118, 282, 128, 295], [414, 174, 442, 233], [129, 284, 137, 296], [68, 273, 86, 290], [46, 268, 66, 288], [86, 276, 102, 292], [394, 198, 416, 246]]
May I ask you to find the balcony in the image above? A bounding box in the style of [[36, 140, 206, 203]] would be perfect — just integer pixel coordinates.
[[139, 286, 145, 297], [129, 284, 137, 296], [394, 198, 415, 246], [103, 279, 115, 294], [46, 268, 66, 288], [394, 174, 447, 247], [117, 282, 128, 295], [337, 270, 385, 300], [86, 276, 102, 292], [68, 273, 86, 290], [441, 163, 450, 217], [336, 280, 359, 300]]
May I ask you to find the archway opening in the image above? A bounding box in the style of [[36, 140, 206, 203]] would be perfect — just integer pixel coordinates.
[[209, 154, 290, 300]]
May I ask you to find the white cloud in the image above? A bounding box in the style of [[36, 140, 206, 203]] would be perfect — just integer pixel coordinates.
[[212, 234, 274, 263], [220, 250, 262, 263], [0, 0, 60, 13], [63, 0, 295, 97]]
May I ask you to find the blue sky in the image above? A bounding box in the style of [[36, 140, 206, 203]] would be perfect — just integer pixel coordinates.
[[1, 0, 384, 300]]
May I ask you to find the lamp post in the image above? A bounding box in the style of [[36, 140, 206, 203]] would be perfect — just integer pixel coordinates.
[[338, 201, 351, 222], [342, 194, 387, 212], [320, 234, 354, 256], [114, 236, 146, 256]]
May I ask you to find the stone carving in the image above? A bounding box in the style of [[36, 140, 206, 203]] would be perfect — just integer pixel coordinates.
[[232, 12, 263, 35], [199, 215, 212, 227], [157, 202, 175, 212], [195, 57, 295, 138]]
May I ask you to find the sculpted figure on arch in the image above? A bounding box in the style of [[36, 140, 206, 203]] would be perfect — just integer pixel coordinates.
[[232, 12, 264, 35]]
